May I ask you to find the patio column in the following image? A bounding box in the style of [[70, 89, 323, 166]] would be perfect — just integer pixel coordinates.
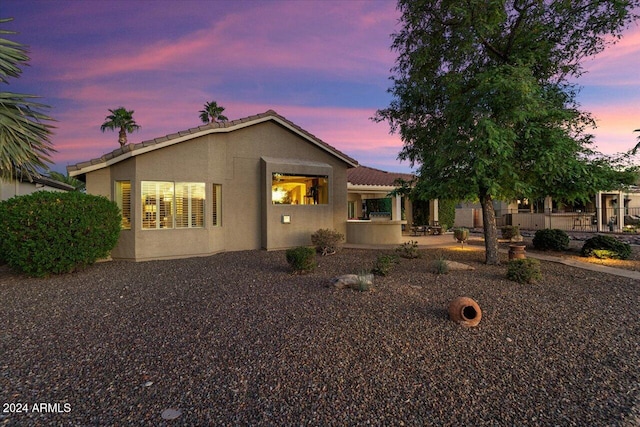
[[595, 191, 603, 232], [430, 199, 439, 225], [392, 194, 402, 221], [617, 190, 625, 231]]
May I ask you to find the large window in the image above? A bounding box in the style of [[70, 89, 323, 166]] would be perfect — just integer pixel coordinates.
[[271, 173, 328, 205], [141, 181, 205, 229], [115, 181, 131, 229]]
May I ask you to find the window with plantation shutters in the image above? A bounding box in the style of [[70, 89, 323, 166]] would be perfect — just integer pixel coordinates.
[[175, 182, 205, 228], [212, 184, 221, 226], [141, 181, 174, 229], [115, 181, 131, 229], [141, 181, 206, 229]]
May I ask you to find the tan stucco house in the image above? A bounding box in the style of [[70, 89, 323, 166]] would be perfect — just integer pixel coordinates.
[[68, 110, 358, 261]]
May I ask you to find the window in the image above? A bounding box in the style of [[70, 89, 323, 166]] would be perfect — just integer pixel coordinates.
[[212, 184, 221, 226], [141, 181, 205, 229], [271, 173, 328, 205], [175, 183, 205, 228], [115, 181, 131, 229]]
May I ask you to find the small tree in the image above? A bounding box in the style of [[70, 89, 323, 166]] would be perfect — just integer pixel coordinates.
[[376, 1, 639, 265], [100, 107, 140, 147]]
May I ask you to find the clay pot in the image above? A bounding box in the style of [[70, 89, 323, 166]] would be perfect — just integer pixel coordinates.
[[508, 244, 526, 260], [448, 297, 482, 327]]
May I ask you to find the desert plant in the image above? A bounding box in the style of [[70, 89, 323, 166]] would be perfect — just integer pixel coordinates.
[[285, 246, 317, 273], [431, 256, 449, 275], [506, 258, 542, 284], [311, 228, 344, 256], [396, 240, 420, 259], [532, 229, 570, 251], [371, 254, 399, 276], [581, 235, 631, 260], [501, 225, 520, 240], [0, 191, 121, 277], [355, 270, 373, 292]]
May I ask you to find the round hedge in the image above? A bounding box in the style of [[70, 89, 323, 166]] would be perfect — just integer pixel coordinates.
[[532, 228, 570, 251], [581, 234, 631, 260], [0, 191, 121, 277]]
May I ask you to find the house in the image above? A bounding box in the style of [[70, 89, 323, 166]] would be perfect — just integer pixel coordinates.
[[1, 173, 75, 201], [455, 188, 640, 232], [68, 110, 358, 261]]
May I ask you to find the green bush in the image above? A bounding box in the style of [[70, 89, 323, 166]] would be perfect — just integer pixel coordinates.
[[431, 257, 449, 275], [311, 228, 344, 256], [396, 240, 420, 259], [0, 191, 121, 277], [506, 258, 542, 284], [532, 229, 570, 251], [581, 235, 631, 260], [501, 225, 520, 240], [371, 254, 399, 276], [285, 246, 317, 273]]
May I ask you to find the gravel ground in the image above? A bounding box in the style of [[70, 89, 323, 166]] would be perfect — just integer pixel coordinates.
[[0, 248, 639, 426]]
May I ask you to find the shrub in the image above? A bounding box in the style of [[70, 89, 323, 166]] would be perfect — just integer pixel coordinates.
[[431, 257, 449, 275], [285, 246, 317, 273], [0, 191, 121, 277], [311, 228, 344, 256], [371, 254, 399, 276], [506, 258, 542, 284], [532, 229, 570, 251], [355, 270, 373, 292], [581, 235, 631, 260], [396, 240, 420, 259], [501, 225, 520, 240]]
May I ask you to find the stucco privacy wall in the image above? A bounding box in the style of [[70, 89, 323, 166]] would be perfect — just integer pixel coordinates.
[[262, 157, 339, 250], [75, 112, 355, 261]]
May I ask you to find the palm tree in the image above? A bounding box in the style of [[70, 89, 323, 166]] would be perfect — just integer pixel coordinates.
[[100, 107, 140, 147], [633, 129, 640, 155], [0, 18, 55, 181], [199, 101, 228, 124]]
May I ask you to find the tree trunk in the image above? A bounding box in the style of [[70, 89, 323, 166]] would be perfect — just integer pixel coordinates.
[[480, 192, 500, 265], [118, 128, 127, 147]]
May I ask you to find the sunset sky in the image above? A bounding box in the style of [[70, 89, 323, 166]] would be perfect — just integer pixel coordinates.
[[4, 0, 640, 174]]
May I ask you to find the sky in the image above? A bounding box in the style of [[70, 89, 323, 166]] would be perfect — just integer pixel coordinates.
[[3, 0, 640, 174]]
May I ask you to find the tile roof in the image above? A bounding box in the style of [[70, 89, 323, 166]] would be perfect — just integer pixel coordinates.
[[347, 165, 415, 187], [68, 110, 358, 175]]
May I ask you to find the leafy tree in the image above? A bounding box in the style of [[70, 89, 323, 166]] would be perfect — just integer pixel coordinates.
[[100, 107, 140, 147], [376, 1, 639, 264], [48, 170, 85, 192], [199, 100, 228, 124], [0, 18, 55, 181]]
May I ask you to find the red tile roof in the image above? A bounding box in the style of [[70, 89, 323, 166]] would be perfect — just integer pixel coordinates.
[[347, 165, 414, 187]]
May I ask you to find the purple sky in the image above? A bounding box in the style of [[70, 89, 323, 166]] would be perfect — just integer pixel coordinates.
[[4, 0, 640, 174]]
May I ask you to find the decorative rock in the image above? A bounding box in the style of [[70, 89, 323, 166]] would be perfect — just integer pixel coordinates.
[[161, 408, 182, 420], [444, 260, 475, 271], [331, 274, 373, 290], [448, 296, 482, 327]]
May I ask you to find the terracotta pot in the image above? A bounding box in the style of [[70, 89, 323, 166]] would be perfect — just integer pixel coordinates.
[[448, 297, 482, 327], [508, 244, 526, 260]]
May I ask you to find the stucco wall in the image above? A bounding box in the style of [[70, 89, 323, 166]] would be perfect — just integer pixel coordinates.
[[86, 120, 351, 260]]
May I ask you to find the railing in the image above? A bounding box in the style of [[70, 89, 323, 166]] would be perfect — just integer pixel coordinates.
[[501, 207, 640, 232]]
